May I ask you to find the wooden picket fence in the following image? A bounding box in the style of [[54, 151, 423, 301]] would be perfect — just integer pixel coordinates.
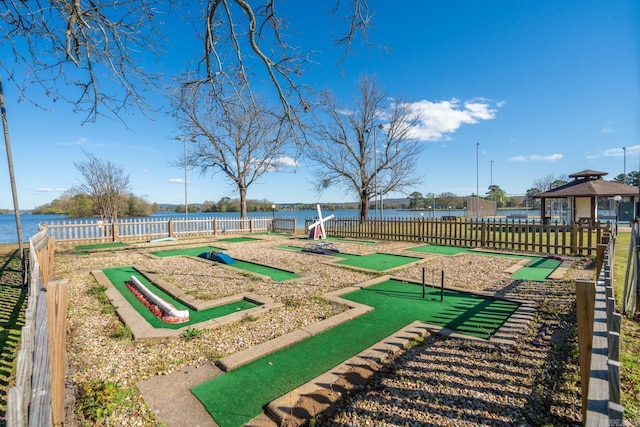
[[7, 229, 67, 427], [42, 216, 297, 242], [576, 233, 623, 426], [622, 218, 639, 316], [318, 217, 609, 256]]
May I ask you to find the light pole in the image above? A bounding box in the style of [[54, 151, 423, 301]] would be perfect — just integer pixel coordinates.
[[176, 136, 189, 221], [373, 125, 378, 220], [271, 204, 276, 231], [490, 159, 495, 216], [623, 146, 627, 183], [614, 195, 622, 232], [184, 138, 188, 221], [476, 142, 480, 219], [490, 160, 493, 188]]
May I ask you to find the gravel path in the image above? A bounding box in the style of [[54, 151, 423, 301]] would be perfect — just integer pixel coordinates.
[[54, 235, 591, 426]]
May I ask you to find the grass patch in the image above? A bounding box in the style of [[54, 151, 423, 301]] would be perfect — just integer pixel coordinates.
[[0, 247, 28, 423], [88, 284, 115, 314], [614, 231, 640, 420], [76, 379, 135, 423]]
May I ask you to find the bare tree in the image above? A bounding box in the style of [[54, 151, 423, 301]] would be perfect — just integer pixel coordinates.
[[533, 173, 569, 192], [73, 151, 130, 222], [306, 76, 423, 220], [3, 1, 376, 123], [193, 0, 376, 124], [174, 85, 295, 218], [2, 0, 165, 123]]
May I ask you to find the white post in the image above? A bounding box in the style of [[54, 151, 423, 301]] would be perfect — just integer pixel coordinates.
[[184, 137, 188, 222]]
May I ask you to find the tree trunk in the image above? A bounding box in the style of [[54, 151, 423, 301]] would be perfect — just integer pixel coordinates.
[[359, 191, 370, 221], [239, 186, 248, 219]]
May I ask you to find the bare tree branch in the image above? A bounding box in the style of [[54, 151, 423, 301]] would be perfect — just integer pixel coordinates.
[[73, 150, 130, 221], [2, 0, 165, 123], [306, 76, 424, 220], [172, 82, 296, 217]]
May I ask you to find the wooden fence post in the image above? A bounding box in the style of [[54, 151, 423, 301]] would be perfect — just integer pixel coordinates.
[[571, 223, 578, 254], [576, 279, 595, 423], [47, 280, 68, 427]]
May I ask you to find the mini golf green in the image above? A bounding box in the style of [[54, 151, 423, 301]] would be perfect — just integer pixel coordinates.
[[192, 279, 519, 427], [75, 242, 126, 251], [408, 245, 561, 282], [101, 266, 260, 329], [152, 246, 225, 258], [278, 245, 303, 252], [217, 237, 261, 243], [279, 246, 420, 271], [322, 236, 377, 245], [511, 257, 561, 282], [151, 246, 300, 281], [333, 252, 421, 271]]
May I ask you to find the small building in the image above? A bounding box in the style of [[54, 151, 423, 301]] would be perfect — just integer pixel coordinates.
[[535, 169, 638, 225]]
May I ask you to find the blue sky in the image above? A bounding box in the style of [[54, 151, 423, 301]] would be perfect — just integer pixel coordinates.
[[1, 1, 638, 210]]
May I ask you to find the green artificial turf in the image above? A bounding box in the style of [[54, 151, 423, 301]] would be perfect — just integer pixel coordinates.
[[230, 260, 300, 281], [333, 252, 421, 271], [75, 242, 126, 251], [511, 257, 561, 282], [217, 237, 261, 243], [281, 246, 421, 271], [101, 266, 259, 329], [322, 236, 377, 245], [152, 246, 225, 258], [408, 245, 473, 255], [192, 279, 518, 427], [408, 245, 560, 282], [151, 246, 299, 281], [278, 245, 303, 252]]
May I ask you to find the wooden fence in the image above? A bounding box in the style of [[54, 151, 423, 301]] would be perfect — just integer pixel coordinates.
[[576, 233, 623, 426], [318, 217, 609, 256], [622, 218, 639, 316], [42, 216, 297, 242], [8, 229, 67, 427]]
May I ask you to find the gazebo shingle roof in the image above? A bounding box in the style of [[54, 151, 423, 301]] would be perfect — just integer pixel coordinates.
[[537, 169, 638, 198]]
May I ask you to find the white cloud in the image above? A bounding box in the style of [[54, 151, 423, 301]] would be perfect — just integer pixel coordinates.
[[402, 98, 499, 141], [509, 154, 563, 162], [58, 137, 90, 146], [590, 145, 640, 159], [169, 178, 186, 184], [599, 120, 615, 134], [274, 155, 298, 168], [35, 187, 67, 192]]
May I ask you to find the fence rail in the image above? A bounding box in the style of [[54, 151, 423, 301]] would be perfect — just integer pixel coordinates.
[[43, 215, 606, 255], [622, 218, 639, 316], [43, 216, 297, 242], [8, 230, 67, 427], [577, 233, 623, 426], [318, 217, 608, 256]]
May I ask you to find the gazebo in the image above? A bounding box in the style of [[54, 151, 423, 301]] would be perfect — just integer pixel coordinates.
[[536, 169, 638, 225]]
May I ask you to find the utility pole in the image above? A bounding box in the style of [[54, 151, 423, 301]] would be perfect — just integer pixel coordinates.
[[0, 75, 25, 279], [476, 143, 480, 219]]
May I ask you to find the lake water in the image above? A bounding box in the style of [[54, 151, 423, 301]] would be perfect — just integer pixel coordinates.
[[1, 207, 609, 244]]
